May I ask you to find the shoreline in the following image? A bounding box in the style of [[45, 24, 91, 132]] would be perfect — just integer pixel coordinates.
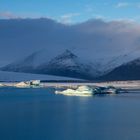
[[1, 80, 140, 90]]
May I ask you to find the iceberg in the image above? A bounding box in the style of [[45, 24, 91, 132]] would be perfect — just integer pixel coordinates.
[[15, 80, 41, 88], [55, 85, 121, 96], [55, 86, 93, 96], [93, 86, 120, 95], [0, 83, 4, 87]]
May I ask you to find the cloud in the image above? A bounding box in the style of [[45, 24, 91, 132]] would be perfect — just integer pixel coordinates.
[[1, 18, 140, 72], [94, 15, 106, 20], [0, 11, 20, 19], [85, 5, 94, 12], [60, 13, 80, 24], [115, 2, 140, 8], [116, 2, 130, 8], [0, 11, 58, 20]]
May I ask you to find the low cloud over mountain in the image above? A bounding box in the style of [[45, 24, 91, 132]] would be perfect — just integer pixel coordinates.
[[1, 18, 140, 80]]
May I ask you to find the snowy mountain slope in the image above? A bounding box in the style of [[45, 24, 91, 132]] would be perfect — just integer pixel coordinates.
[[1, 52, 38, 72], [0, 50, 52, 72], [3, 47, 140, 80], [3, 48, 140, 77], [100, 48, 140, 74], [1, 50, 101, 80], [36, 50, 101, 79], [98, 57, 140, 81], [0, 71, 81, 82]]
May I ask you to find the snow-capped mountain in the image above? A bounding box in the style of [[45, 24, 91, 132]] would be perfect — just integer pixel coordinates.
[[1, 18, 140, 80], [2, 48, 140, 80], [99, 57, 140, 81], [1, 50, 101, 80], [101, 48, 140, 75], [1, 51, 39, 73], [36, 50, 101, 79]]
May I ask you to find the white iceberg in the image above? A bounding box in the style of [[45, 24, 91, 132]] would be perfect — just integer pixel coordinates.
[[0, 83, 4, 87], [55, 86, 93, 96], [15, 80, 41, 88], [15, 81, 30, 88]]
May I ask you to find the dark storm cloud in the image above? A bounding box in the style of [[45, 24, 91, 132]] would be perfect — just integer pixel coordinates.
[[0, 18, 140, 66]]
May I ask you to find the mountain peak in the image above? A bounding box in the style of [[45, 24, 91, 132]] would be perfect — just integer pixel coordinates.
[[55, 50, 77, 60]]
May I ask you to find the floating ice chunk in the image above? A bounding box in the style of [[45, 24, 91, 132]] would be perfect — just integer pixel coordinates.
[[15, 80, 41, 88], [55, 85, 93, 96]]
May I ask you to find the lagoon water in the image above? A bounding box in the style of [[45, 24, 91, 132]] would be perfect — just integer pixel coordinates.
[[0, 88, 140, 140]]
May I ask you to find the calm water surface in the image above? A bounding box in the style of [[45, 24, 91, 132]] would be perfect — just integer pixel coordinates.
[[0, 88, 140, 140]]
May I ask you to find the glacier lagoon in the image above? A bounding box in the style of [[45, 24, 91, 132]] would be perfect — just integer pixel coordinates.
[[0, 88, 140, 140]]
